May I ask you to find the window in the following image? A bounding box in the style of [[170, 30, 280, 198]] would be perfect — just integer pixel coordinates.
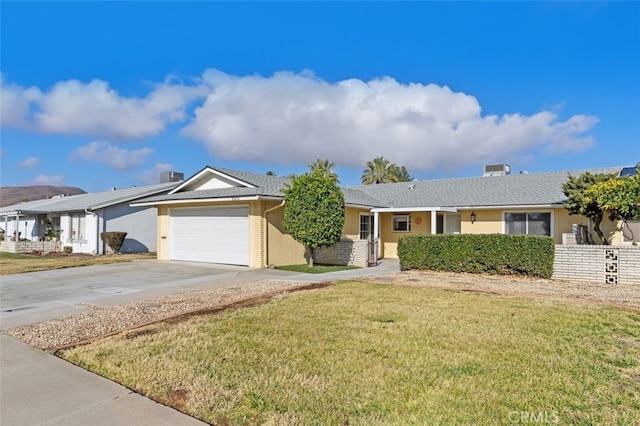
[[392, 215, 411, 232], [505, 212, 551, 236], [359, 214, 374, 240], [70, 214, 86, 240]]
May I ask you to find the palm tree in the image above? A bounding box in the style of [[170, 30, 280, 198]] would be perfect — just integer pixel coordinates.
[[309, 158, 338, 181], [390, 165, 413, 182], [361, 156, 407, 184]]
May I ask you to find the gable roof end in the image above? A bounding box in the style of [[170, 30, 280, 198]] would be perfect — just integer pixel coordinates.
[[168, 166, 257, 194]]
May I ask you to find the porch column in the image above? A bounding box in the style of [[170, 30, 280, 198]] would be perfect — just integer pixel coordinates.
[[3, 215, 7, 241], [373, 211, 380, 258], [431, 210, 437, 235]]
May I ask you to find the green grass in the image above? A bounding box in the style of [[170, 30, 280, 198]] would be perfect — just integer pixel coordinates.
[[61, 282, 640, 425], [0, 252, 30, 259], [0, 252, 156, 275], [276, 263, 360, 273]]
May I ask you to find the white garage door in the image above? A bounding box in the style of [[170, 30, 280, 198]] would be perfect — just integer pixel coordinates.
[[170, 206, 249, 265]]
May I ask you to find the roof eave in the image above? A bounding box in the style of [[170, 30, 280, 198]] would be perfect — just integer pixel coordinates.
[[131, 195, 266, 207], [371, 206, 459, 213]]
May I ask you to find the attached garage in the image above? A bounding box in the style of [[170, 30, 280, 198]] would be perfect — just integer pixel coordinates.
[[169, 206, 249, 265]]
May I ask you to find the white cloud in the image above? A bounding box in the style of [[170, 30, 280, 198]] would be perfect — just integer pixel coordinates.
[[136, 162, 176, 184], [182, 69, 598, 172], [30, 174, 64, 186], [0, 74, 42, 129], [70, 141, 154, 171], [1, 75, 207, 140], [2, 70, 599, 172], [20, 157, 40, 169]]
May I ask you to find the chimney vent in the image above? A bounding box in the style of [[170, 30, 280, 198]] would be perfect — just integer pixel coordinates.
[[483, 164, 511, 177], [161, 171, 184, 183]]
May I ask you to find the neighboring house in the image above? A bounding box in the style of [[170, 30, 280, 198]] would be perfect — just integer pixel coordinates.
[[131, 164, 635, 268], [0, 181, 179, 254]]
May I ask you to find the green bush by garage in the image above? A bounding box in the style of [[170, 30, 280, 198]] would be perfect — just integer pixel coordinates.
[[397, 234, 554, 278]]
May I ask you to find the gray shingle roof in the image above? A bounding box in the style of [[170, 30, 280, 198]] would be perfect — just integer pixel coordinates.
[[212, 167, 291, 192], [132, 165, 625, 210], [137, 166, 388, 207], [0, 182, 177, 215], [354, 167, 622, 208]]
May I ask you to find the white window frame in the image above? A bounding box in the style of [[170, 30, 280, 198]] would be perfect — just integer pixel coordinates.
[[392, 214, 411, 233], [359, 213, 374, 241], [503, 211, 553, 237], [69, 213, 86, 241], [444, 213, 461, 234]]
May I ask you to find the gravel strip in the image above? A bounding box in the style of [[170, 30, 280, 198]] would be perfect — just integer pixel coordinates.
[[3, 280, 311, 351], [365, 270, 640, 311], [4, 272, 639, 351]]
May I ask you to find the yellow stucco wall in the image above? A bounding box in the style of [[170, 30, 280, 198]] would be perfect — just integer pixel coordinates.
[[461, 208, 574, 243], [266, 205, 306, 266], [343, 207, 371, 239], [157, 206, 169, 259], [378, 212, 433, 258], [459, 209, 503, 235]]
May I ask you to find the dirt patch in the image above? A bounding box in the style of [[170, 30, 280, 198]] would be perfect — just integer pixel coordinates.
[[367, 270, 640, 313], [165, 388, 190, 411]]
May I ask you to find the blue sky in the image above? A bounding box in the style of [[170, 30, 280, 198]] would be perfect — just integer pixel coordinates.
[[1, 1, 638, 192]]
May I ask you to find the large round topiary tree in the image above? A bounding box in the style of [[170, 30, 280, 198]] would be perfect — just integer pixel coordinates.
[[283, 170, 345, 267]]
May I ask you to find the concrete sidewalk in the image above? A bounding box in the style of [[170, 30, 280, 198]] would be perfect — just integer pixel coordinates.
[[1, 260, 399, 425]]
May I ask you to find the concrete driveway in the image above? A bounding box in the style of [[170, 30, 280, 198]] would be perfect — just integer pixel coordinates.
[[0, 260, 270, 329]]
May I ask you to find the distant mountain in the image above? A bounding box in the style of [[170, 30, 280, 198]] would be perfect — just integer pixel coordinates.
[[0, 185, 87, 207]]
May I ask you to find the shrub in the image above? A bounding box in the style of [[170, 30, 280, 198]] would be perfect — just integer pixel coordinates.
[[397, 234, 554, 278], [100, 232, 128, 254], [63, 246, 73, 254]]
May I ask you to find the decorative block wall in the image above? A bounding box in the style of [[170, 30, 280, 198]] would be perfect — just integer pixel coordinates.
[[0, 240, 61, 254], [553, 245, 640, 285], [313, 239, 369, 268]]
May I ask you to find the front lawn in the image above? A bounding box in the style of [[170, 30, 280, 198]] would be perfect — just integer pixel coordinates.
[[61, 282, 640, 425], [0, 252, 156, 275], [0, 252, 30, 259], [276, 264, 359, 274]]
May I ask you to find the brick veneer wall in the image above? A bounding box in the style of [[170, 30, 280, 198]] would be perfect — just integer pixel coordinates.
[[313, 239, 369, 268], [553, 245, 640, 285]]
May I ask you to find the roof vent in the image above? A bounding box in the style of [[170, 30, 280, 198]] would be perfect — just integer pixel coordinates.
[[483, 164, 511, 177], [161, 171, 184, 183]]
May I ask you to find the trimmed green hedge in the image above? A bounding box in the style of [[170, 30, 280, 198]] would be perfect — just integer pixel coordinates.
[[397, 234, 554, 278]]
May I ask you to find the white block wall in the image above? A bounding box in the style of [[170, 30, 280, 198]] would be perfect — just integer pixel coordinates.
[[553, 245, 640, 285]]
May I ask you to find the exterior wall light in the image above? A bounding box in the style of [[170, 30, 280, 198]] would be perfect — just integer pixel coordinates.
[[470, 212, 476, 224]]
